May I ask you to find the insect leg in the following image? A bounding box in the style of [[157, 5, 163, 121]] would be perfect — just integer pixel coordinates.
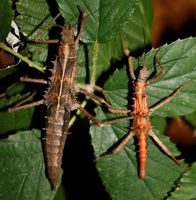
[[128, 56, 136, 81], [78, 106, 132, 128], [79, 88, 130, 114], [75, 6, 86, 44], [34, 13, 61, 44], [149, 80, 191, 114], [20, 77, 48, 84], [96, 130, 134, 159], [149, 130, 183, 166], [8, 99, 44, 112]]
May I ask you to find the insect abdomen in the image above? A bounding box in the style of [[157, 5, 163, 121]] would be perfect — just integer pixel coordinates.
[[45, 106, 70, 189], [138, 128, 147, 178]]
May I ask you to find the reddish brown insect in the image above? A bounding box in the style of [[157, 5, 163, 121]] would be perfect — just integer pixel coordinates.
[[97, 55, 190, 179]]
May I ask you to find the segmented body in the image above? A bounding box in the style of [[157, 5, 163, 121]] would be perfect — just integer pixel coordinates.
[[132, 66, 151, 178], [44, 25, 79, 189]]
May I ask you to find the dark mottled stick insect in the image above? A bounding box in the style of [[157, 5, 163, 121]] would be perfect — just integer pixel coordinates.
[[96, 55, 190, 179], [8, 7, 123, 189], [9, 9, 87, 189]]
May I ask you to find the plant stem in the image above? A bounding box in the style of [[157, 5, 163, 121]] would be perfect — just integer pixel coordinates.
[[90, 42, 99, 86], [0, 42, 45, 73]]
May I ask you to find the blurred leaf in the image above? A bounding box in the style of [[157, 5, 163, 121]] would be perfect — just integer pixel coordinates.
[[0, 0, 13, 40], [184, 111, 196, 128], [167, 163, 196, 200], [121, 0, 153, 52], [0, 130, 58, 200]]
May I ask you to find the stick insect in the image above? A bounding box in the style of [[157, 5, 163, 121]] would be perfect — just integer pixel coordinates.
[[7, 7, 126, 189], [93, 52, 190, 179], [6, 5, 190, 189]]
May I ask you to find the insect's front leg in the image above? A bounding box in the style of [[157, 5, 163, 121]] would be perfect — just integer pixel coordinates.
[[147, 52, 165, 84], [96, 130, 134, 160]]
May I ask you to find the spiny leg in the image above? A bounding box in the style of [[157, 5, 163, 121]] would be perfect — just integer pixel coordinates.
[[149, 130, 182, 166], [149, 80, 191, 114]]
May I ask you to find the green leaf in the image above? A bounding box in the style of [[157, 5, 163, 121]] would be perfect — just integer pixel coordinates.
[[121, 0, 153, 52], [0, 66, 19, 80], [0, 82, 30, 109], [167, 163, 196, 200], [16, 0, 53, 65], [90, 107, 184, 200], [151, 117, 167, 135], [86, 39, 124, 82], [57, 0, 137, 43], [0, 82, 35, 133], [0, 0, 13, 40], [0, 130, 58, 200], [0, 109, 34, 134]]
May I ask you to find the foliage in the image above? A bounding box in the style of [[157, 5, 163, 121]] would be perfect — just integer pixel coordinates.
[[0, 0, 196, 199]]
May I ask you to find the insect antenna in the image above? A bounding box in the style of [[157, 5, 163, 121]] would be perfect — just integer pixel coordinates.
[[140, 21, 147, 67]]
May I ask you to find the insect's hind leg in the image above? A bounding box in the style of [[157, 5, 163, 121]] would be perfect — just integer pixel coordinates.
[[96, 130, 134, 159], [149, 130, 183, 167]]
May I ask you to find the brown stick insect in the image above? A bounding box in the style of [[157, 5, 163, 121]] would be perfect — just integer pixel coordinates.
[[8, 6, 128, 189]]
